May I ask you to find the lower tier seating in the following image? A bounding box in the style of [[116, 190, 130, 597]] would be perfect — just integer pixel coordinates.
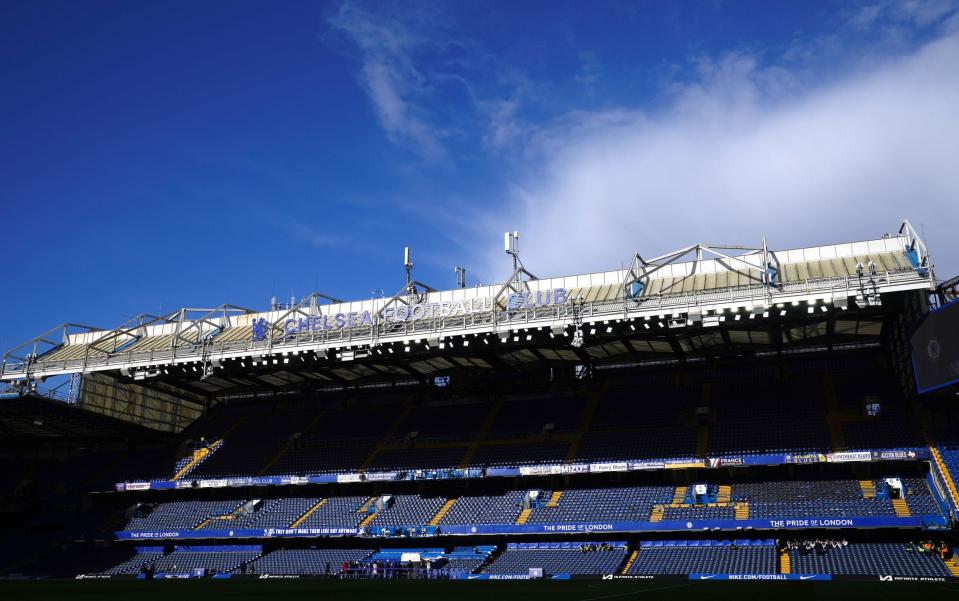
[[153, 547, 261, 574], [627, 540, 777, 575], [787, 542, 952, 577], [248, 549, 371, 575], [102, 549, 165, 575], [481, 541, 626, 575]]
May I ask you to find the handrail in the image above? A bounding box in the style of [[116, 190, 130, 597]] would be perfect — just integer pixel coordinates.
[[1, 269, 932, 381]]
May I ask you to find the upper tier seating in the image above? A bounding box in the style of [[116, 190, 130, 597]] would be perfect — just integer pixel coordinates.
[[733, 479, 941, 518], [708, 381, 831, 456], [526, 486, 672, 524], [296, 496, 368, 529], [471, 442, 569, 467], [438, 491, 527, 525], [900, 478, 941, 515], [662, 505, 735, 521], [126, 500, 246, 531], [485, 393, 584, 437], [576, 385, 698, 462], [144, 351, 933, 483], [242, 497, 322, 529], [367, 446, 467, 471], [368, 494, 447, 528], [185, 396, 408, 478]]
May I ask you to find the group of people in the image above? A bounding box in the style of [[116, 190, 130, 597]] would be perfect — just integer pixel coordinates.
[[781, 539, 849, 554], [337, 559, 459, 579], [578, 543, 617, 554], [906, 541, 952, 560], [361, 526, 437, 538]]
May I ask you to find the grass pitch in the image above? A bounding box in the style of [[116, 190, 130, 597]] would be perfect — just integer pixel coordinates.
[[2, 579, 959, 601]]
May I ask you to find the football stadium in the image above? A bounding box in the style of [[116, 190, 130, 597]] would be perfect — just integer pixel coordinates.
[[1, 221, 958, 599]]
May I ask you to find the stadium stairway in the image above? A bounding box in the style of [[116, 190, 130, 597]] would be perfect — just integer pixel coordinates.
[[734, 502, 749, 520], [716, 485, 731, 504], [428, 498, 457, 526], [476, 546, 504, 574], [859, 480, 876, 499], [545, 490, 563, 508], [257, 411, 326, 475], [358, 404, 416, 472], [779, 550, 790, 574], [649, 505, 664, 522], [458, 396, 504, 469], [172, 439, 223, 481], [621, 549, 638, 574], [356, 496, 377, 515], [927, 443, 959, 511], [823, 374, 854, 451], [891, 498, 911, 517], [289, 498, 327, 528], [945, 557, 959, 577], [671, 486, 686, 506], [564, 384, 604, 463], [694, 383, 711, 457], [695, 426, 709, 458], [358, 512, 377, 528], [515, 508, 532, 525], [225, 415, 249, 436]]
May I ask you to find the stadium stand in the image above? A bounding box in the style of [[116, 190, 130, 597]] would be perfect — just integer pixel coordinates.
[[4, 224, 959, 583]]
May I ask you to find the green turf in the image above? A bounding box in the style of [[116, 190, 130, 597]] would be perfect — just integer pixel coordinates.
[[2, 579, 959, 601]]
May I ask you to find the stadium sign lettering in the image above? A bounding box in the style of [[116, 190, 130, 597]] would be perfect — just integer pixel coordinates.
[[258, 288, 569, 339]]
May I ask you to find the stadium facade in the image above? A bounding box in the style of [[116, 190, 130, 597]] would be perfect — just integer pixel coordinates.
[[1, 219, 959, 583]]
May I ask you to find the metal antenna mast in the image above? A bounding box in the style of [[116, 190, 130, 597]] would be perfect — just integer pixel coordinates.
[[505, 231, 520, 272], [404, 247, 414, 296], [492, 231, 538, 309]]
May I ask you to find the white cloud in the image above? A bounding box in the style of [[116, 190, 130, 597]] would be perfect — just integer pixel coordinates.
[[477, 32, 959, 282], [327, 2, 447, 160]]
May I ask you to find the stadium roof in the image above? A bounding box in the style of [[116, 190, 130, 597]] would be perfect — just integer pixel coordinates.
[[1, 220, 935, 401]]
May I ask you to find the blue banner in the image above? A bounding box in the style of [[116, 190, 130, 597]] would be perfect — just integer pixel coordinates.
[[115, 515, 946, 541], [437, 515, 939, 536], [116, 526, 359, 540], [121, 447, 930, 492]]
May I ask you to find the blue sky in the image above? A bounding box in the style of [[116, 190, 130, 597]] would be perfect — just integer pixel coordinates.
[[1, 1, 958, 353]]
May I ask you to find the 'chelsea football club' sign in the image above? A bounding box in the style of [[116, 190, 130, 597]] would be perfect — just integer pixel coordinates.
[[250, 288, 568, 341]]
